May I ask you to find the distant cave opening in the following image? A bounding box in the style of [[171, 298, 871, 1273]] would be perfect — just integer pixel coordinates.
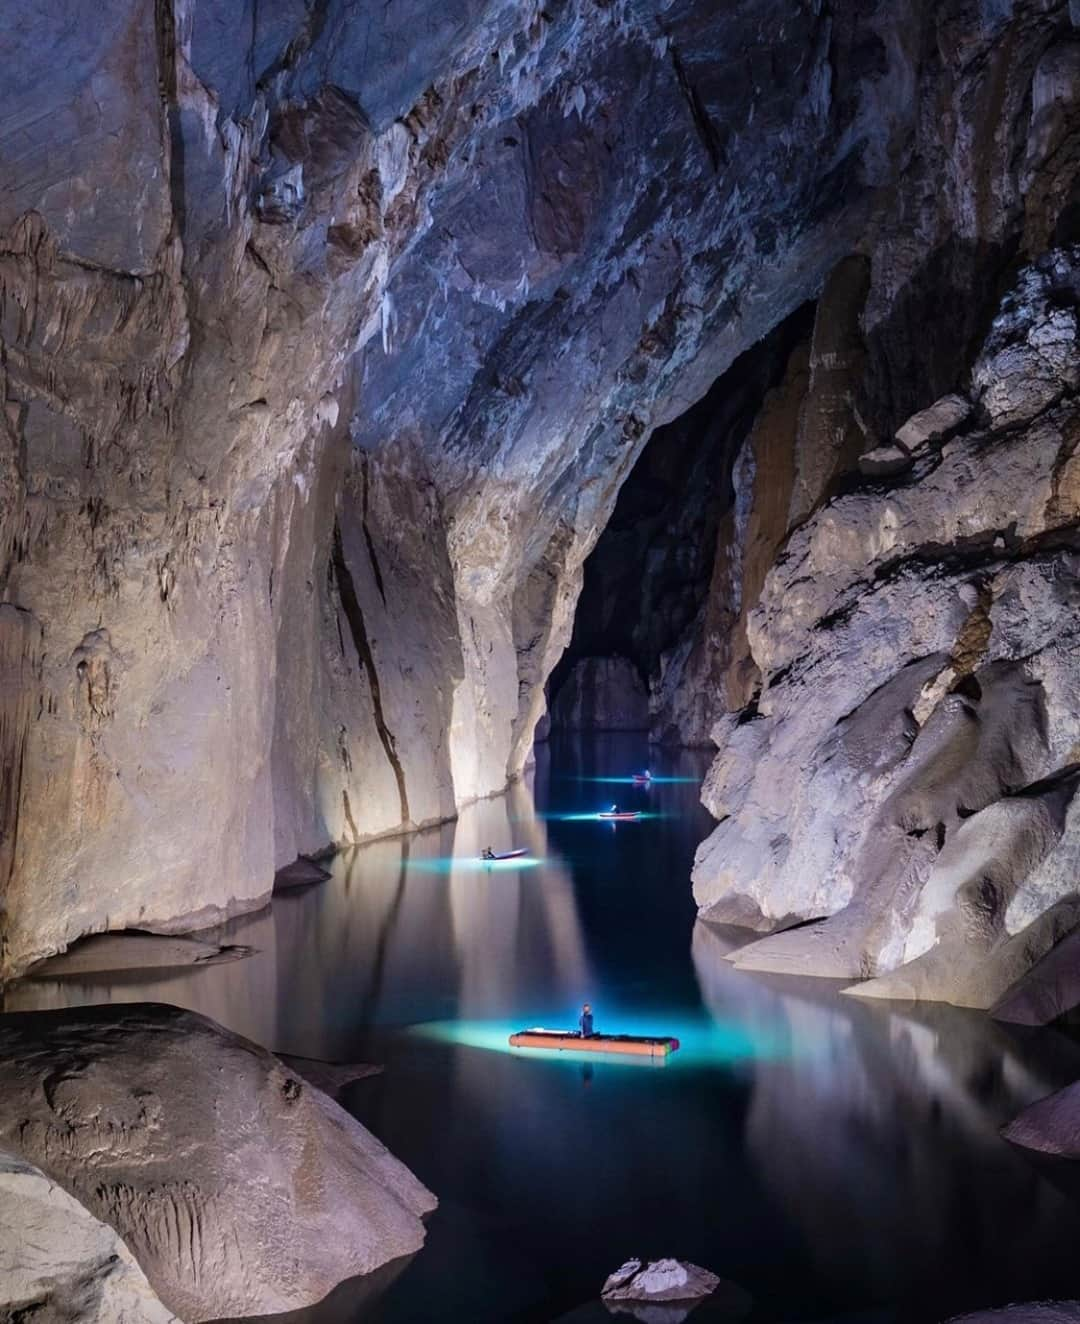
[[545, 300, 816, 748]]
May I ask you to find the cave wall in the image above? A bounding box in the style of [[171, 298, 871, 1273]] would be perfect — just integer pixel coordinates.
[[1, 0, 928, 977], [690, 2, 1080, 1004], [2, 0, 1078, 987]]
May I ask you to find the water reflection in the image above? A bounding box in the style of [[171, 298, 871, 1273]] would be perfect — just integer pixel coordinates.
[[3, 769, 593, 1057], [693, 921, 1080, 1318], [5, 735, 1080, 1322]]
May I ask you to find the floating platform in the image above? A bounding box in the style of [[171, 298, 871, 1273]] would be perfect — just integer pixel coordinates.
[[509, 1028, 680, 1058]]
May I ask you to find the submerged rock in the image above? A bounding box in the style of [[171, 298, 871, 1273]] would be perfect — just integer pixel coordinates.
[[0, 1003, 435, 1322], [602, 1259, 720, 1305], [1002, 1082, 1080, 1158], [946, 1305, 1080, 1324]]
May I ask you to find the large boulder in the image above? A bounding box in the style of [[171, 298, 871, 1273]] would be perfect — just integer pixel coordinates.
[[0, 1003, 435, 1322], [1003, 1082, 1080, 1159]]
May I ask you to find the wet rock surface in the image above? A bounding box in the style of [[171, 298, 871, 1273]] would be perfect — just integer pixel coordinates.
[[0, 1003, 435, 1321], [24, 931, 253, 978], [602, 1259, 720, 1304], [1004, 1082, 1080, 1159]]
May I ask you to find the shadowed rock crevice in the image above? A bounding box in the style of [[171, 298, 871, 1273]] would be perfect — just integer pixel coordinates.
[[330, 519, 410, 826]]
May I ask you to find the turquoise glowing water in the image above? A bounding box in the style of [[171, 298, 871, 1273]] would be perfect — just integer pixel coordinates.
[[10, 733, 1080, 1322]]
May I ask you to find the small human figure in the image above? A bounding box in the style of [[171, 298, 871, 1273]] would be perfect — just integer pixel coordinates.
[[481, 846, 495, 860], [610, 804, 618, 814], [579, 1003, 594, 1038]]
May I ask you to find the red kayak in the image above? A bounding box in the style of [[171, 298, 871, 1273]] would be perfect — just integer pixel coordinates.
[[597, 811, 640, 821]]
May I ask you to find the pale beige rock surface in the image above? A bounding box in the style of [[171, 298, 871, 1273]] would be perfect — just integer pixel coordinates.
[[0, 1154, 179, 1324]]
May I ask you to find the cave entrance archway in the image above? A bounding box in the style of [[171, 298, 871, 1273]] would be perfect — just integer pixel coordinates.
[[545, 302, 816, 748]]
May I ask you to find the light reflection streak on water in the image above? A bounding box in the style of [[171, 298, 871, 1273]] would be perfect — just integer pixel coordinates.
[[411, 1010, 797, 1069], [560, 775, 701, 785], [535, 811, 664, 822], [403, 856, 543, 874]]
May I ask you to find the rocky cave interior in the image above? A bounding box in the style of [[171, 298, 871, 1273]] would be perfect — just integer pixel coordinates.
[[4, 0, 1080, 1319]]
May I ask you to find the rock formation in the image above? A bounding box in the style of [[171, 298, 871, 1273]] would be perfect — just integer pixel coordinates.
[[3, 0, 1080, 1001], [0, 1003, 435, 1321], [692, 245, 1080, 1004], [0, 1153, 179, 1323], [1004, 1080, 1080, 1158], [549, 656, 649, 732], [0, 0, 980, 976]]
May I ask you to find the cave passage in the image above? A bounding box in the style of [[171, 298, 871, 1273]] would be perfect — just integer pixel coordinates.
[[547, 304, 815, 746]]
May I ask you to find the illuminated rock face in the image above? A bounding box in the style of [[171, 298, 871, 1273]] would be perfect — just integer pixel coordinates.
[[2, 0, 1079, 986], [0, 0, 923, 976], [692, 249, 1080, 1003]]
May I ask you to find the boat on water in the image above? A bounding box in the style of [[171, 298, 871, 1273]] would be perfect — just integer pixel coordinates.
[[632, 771, 652, 783], [481, 847, 529, 861], [597, 810, 640, 821], [509, 1028, 679, 1058]]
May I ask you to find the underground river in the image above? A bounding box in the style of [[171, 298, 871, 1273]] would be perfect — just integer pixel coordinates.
[[7, 734, 1080, 1323]]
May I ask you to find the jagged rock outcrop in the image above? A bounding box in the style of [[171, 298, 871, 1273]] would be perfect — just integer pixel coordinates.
[[0, 1003, 435, 1321], [0, 0, 965, 976], [693, 245, 1080, 1003]]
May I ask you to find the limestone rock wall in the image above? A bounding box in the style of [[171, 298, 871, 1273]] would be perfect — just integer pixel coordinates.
[[0, 0, 935, 976], [4, 0, 1079, 982], [692, 245, 1080, 1003]]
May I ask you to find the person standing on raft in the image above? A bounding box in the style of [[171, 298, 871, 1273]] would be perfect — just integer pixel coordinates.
[[579, 1003, 594, 1038]]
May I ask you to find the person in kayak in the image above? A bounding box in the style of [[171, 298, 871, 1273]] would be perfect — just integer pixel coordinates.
[[579, 1003, 594, 1038]]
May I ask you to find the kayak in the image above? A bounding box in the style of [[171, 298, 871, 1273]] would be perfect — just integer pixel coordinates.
[[597, 811, 640, 821], [482, 848, 529, 861], [509, 1028, 679, 1058], [632, 774, 651, 783]]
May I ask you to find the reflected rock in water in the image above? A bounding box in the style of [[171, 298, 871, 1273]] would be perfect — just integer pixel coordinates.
[[0, 1003, 434, 1322], [692, 920, 1080, 1308]]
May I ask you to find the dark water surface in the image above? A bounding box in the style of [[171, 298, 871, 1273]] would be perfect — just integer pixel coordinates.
[[10, 734, 1080, 1323]]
